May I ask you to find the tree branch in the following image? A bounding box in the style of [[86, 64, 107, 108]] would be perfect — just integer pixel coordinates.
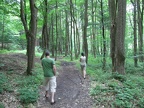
[[20, 0, 29, 33]]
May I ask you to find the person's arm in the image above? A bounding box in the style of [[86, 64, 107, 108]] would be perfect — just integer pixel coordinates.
[[53, 65, 57, 76]]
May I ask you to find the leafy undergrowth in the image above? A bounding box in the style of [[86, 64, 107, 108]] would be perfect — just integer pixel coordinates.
[[16, 63, 44, 105], [1, 52, 144, 108], [75, 55, 144, 108], [0, 53, 44, 107]]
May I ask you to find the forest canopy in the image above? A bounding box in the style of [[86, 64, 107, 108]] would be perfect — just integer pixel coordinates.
[[0, 0, 143, 73], [0, 0, 144, 108]]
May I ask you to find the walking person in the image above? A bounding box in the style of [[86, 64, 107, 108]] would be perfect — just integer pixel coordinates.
[[41, 51, 57, 105], [80, 52, 86, 79]]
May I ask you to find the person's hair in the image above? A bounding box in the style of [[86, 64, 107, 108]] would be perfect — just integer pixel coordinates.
[[81, 52, 85, 56], [45, 50, 50, 56]]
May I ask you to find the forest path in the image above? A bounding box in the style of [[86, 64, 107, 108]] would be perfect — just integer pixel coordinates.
[[37, 60, 93, 108]]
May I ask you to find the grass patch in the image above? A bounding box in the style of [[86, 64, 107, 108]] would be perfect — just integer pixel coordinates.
[[0, 49, 26, 54]]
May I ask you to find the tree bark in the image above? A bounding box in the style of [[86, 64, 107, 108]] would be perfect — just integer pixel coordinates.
[[108, 0, 117, 72], [40, 0, 49, 60], [1, 10, 5, 49], [70, 0, 73, 61], [137, 0, 143, 62], [55, 0, 58, 61], [20, 0, 38, 75], [131, 0, 138, 67], [91, 0, 97, 58], [115, 0, 126, 74], [83, 0, 88, 63], [100, 0, 106, 70], [51, 14, 55, 57], [65, 8, 69, 56]]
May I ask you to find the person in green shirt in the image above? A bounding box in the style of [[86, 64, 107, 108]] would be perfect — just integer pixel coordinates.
[[41, 51, 57, 105]]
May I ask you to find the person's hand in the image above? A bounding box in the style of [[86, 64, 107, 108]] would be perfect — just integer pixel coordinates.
[[56, 71, 59, 76]]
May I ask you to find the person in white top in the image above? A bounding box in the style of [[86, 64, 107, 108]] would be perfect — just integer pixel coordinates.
[[80, 52, 86, 79]]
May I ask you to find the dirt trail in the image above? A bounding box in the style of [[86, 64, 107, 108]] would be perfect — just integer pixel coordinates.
[[37, 61, 93, 108], [0, 54, 93, 108]]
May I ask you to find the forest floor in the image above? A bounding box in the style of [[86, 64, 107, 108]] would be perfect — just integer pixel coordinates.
[[0, 53, 94, 108]]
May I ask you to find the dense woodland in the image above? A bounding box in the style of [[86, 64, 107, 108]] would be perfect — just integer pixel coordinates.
[[0, 0, 144, 107], [0, 0, 143, 74]]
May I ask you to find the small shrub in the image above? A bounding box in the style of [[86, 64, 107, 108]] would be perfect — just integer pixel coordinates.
[[0, 73, 8, 93], [107, 79, 122, 88], [16, 67, 43, 104], [90, 85, 102, 96], [112, 73, 126, 82], [113, 98, 132, 108], [19, 87, 39, 104]]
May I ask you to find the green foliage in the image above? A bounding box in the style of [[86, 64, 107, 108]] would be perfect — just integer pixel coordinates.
[[0, 72, 8, 93], [0, 50, 8, 54], [113, 87, 138, 108], [18, 87, 39, 104], [0, 72, 14, 93], [84, 55, 144, 108], [126, 59, 144, 76], [16, 67, 43, 104], [111, 73, 126, 82], [138, 98, 144, 108], [107, 79, 122, 88], [0, 49, 26, 54], [90, 85, 101, 96], [0, 102, 4, 108]]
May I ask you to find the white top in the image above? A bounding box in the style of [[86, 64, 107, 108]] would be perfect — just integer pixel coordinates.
[[80, 56, 86, 65]]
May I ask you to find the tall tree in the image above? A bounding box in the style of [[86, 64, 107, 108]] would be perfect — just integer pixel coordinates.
[[1, 0, 6, 50], [51, 13, 55, 57], [20, 0, 38, 75], [40, 0, 49, 59], [131, 0, 138, 67], [55, 0, 58, 61], [137, 0, 144, 62], [1, 5, 5, 50], [70, 0, 73, 61], [115, 0, 126, 74], [91, 0, 97, 58], [65, 8, 69, 56], [100, 0, 106, 70], [83, 0, 88, 63], [108, 0, 117, 72]]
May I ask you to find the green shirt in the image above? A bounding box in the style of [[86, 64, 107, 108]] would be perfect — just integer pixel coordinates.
[[42, 57, 55, 77]]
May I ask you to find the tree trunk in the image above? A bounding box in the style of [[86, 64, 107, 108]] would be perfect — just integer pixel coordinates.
[[100, 0, 106, 70], [115, 0, 126, 74], [65, 8, 69, 56], [1, 11, 5, 49], [137, 0, 143, 62], [91, 0, 97, 58], [51, 14, 55, 57], [70, 0, 73, 61], [40, 0, 49, 60], [55, 0, 58, 61], [20, 0, 38, 75], [83, 0, 88, 63], [131, 0, 138, 67], [108, 0, 117, 72], [71, 1, 80, 58]]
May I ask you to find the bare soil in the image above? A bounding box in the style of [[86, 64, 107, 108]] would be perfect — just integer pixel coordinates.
[[37, 61, 93, 108], [0, 53, 27, 108], [0, 54, 93, 108]]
